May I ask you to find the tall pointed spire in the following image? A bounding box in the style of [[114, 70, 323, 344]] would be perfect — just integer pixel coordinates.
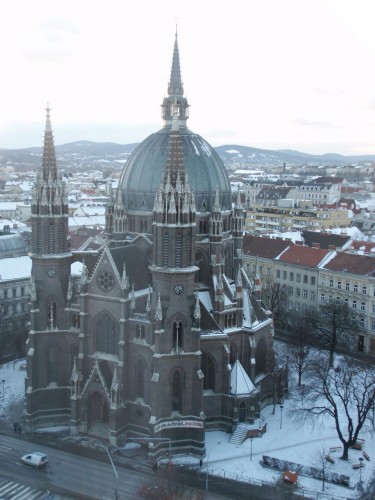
[[42, 103, 58, 182], [161, 31, 189, 127], [168, 30, 184, 97]]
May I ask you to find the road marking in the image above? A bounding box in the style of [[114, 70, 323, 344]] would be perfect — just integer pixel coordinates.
[[0, 479, 47, 499]]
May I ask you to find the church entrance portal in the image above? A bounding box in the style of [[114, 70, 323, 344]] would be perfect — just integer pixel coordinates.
[[87, 392, 109, 437]]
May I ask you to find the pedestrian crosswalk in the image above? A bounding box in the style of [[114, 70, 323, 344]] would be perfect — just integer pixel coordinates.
[[0, 478, 49, 499]]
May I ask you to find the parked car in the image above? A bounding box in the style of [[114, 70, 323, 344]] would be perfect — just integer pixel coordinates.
[[20, 452, 48, 468]]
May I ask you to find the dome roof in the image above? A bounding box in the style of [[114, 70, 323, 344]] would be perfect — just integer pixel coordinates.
[[116, 33, 231, 214], [117, 126, 231, 213]]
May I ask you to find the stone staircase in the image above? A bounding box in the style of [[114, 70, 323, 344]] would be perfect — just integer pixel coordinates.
[[230, 423, 248, 445]]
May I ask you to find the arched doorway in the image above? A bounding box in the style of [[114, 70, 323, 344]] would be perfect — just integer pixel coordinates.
[[87, 392, 109, 435]]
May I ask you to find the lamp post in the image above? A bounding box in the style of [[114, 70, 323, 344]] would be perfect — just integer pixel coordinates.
[[205, 441, 221, 499], [99, 444, 118, 499], [1, 380, 4, 400], [280, 404, 284, 430], [250, 437, 254, 461]]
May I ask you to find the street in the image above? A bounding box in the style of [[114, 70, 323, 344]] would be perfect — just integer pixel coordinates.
[[0, 434, 231, 499], [0, 434, 155, 499]]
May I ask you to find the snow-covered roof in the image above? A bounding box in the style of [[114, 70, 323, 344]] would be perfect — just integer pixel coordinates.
[[230, 360, 257, 396], [0, 255, 31, 280]]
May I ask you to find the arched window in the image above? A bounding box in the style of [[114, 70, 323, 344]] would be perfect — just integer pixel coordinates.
[[229, 343, 238, 364], [95, 313, 119, 354], [47, 301, 57, 328], [135, 358, 145, 399], [201, 351, 215, 391], [256, 337, 267, 375], [47, 346, 57, 383], [172, 321, 183, 352], [172, 370, 183, 413]]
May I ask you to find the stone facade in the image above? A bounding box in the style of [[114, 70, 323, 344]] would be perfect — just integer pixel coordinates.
[[25, 35, 278, 460]]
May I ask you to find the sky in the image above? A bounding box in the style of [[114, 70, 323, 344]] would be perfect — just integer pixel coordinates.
[[1, 0, 375, 155]]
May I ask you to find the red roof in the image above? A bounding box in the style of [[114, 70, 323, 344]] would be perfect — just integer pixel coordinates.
[[278, 244, 332, 267], [350, 240, 375, 253], [243, 235, 291, 260], [322, 252, 375, 276]]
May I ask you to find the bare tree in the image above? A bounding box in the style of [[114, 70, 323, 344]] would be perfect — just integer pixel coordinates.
[[292, 354, 375, 460], [312, 447, 330, 491], [288, 329, 312, 387], [311, 301, 354, 367], [262, 283, 288, 325]]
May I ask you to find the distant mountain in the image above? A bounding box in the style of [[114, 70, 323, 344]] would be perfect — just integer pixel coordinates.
[[1, 141, 375, 165], [0, 141, 138, 156], [215, 144, 375, 164]]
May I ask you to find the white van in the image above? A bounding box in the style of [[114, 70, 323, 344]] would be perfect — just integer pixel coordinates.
[[21, 452, 48, 468]]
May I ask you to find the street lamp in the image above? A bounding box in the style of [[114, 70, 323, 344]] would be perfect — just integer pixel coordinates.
[[280, 404, 284, 430], [1, 380, 4, 400], [98, 444, 118, 499], [205, 441, 221, 499], [250, 437, 254, 461]]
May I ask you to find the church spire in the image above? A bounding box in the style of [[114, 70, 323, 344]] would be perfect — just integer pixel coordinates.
[[42, 103, 58, 183], [161, 31, 189, 127], [168, 30, 184, 97]]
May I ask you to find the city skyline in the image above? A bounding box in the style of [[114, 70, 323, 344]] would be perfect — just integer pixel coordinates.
[[1, 0, 375, 155]]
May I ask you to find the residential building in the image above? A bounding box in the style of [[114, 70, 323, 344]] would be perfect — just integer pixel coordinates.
[[319, 253, 375, 356], [0, 255, 31, 360], [243, 234, 375, 356], [245, 204, 349, 233]]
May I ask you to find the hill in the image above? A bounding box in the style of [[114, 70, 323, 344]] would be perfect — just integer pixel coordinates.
[[1, 141, 375, 167]]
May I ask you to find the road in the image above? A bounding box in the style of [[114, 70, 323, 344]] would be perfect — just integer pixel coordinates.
[[0, 434, 158, 499], [0, 434, 229, 499]]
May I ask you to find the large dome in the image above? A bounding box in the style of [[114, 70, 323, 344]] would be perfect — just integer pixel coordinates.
[[117, 126, 231, 213], [116, 33, 231, 214]]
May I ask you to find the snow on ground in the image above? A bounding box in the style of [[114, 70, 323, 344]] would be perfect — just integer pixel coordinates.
[[1, 357, 374, 499]]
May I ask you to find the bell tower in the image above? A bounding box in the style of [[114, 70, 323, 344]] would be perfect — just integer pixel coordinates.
[[29, 105, 71, 332], [148, 105, 204, 457], [26, 105, 74, 430]]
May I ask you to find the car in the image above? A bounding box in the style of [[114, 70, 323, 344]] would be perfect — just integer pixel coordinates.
[[20, 452, 48, 468]]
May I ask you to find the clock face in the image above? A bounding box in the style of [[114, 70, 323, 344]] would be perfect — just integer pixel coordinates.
[[47, 269, 56, 278], [174, 284, 184, 295]]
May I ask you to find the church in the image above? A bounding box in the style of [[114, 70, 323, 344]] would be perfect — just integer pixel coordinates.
[[25, 34, 278, 459]]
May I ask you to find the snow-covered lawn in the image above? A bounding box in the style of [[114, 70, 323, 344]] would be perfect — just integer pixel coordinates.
[[1, 357, 374, 499]]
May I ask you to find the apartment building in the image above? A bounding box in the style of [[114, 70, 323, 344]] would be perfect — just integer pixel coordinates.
[[243, 236, 291, 289], [299, 177, 343, 205], [274, 244, 333, 319], [0, 255, 31, 360], [245, 205, 349, 233], [243, 234, 375, 356], [319, 252, 375, 356]]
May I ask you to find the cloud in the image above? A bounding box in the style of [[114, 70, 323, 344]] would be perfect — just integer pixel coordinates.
[[294, 119, 337, 129], [314, 88, 345, 96], [21, 18, 79, 63]]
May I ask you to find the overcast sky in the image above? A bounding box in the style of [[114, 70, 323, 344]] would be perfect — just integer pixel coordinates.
[[1, 0, 375, 155]]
